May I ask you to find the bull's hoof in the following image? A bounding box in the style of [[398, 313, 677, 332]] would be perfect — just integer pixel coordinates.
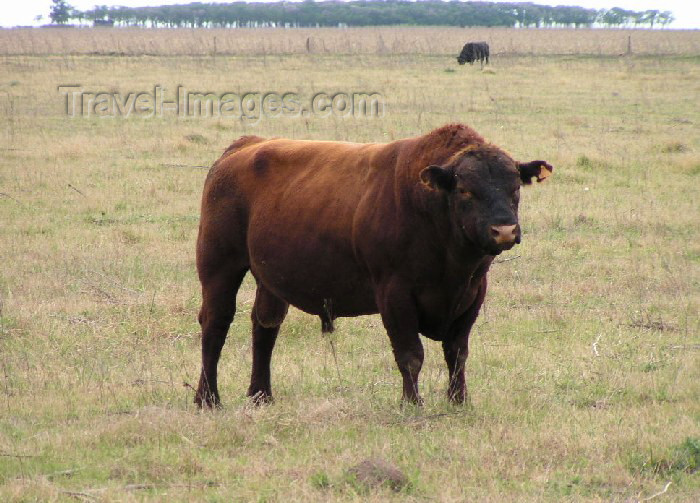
[[447, 388, 466, 404], [247, 390, 274, 406], [448, 390, 472, 408], [194, 391, 221, 409], [401, 394, 424, 407]]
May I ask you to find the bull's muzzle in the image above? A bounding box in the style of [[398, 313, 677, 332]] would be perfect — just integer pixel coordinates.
[[490, 224, 521, 248]]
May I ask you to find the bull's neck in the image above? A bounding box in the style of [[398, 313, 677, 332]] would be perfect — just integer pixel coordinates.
[[444, 239, 493, 279]]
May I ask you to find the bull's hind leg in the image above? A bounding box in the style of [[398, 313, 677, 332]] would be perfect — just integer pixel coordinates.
[[248, 284, 289, 404], [195, 261, 248, 408]]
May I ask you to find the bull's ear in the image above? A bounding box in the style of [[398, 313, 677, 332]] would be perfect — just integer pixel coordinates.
[[517, 160, 553, 185], [420, 165, 455, 191]]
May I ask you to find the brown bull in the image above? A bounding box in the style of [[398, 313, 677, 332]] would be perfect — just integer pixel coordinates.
[[195, 123, 552, 407]]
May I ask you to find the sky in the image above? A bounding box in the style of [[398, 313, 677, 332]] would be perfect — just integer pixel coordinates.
[[3, 1, 699, 29]]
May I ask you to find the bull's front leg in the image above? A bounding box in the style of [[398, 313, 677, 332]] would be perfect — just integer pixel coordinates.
[[376, 279, 424, 405], [442, 335, 469, 404], [442, 277, 487, 404]]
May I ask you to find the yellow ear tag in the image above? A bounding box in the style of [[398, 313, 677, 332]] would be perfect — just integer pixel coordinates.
[[537, 165, 552, 182]]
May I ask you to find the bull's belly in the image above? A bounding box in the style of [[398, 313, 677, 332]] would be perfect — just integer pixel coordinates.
[[248, 242, 377, 318]]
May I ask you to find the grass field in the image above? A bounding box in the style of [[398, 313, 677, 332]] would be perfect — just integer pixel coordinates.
[[1, 27, 699, 501]]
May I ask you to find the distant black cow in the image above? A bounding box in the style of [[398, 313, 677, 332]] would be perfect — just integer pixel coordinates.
[[457, 42, 490, 67]]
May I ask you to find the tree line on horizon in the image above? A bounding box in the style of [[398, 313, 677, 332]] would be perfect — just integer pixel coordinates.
[[47, 0, 675, 30]]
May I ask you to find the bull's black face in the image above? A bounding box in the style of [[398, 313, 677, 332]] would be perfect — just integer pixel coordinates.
[[448, 152, 522, 255], [420, 148, 553, 256]]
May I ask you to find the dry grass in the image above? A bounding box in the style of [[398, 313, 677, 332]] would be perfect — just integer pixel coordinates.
[[1, 26, 699, 56], [0, 27, 699, 501]]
